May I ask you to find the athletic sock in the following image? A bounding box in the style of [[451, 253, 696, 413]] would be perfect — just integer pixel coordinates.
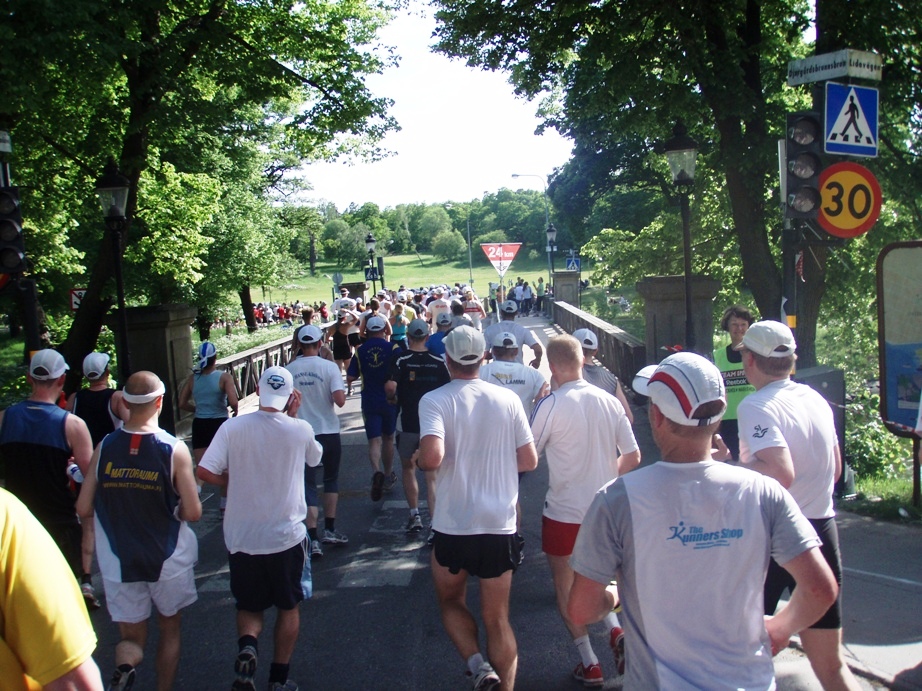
[[409, 508, 419, 517], [238, 635, 258, 654], [324, 517, 335, 532], [268, 663, 289, 684], [466, 652, 485, 675], [603, 611, 621, 630], [574, 634, 599, 667], [307, 527, 318, 542]]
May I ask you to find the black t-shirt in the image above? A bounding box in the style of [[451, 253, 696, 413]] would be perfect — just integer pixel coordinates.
[[387, 350, 451, 432]]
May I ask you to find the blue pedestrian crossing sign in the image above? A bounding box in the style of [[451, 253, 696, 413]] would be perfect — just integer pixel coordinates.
[[825, 82, 878, 157], [565, 257, 581, 272]]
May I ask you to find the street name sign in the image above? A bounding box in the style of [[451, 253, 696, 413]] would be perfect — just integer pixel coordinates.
[[787, 49, 883, 86]]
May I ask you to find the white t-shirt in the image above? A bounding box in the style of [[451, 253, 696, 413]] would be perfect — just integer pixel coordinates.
[[571, 461, 820, 690], [479, 359, 547, 418], [286, 354, 344, 435], [531, 379, 638, 524], [737, 379, 837, 519], [427, 298, 452, 328], [200, 411, 322, 555], [482, 320, 540, 365], [419, 378, 534, 535]]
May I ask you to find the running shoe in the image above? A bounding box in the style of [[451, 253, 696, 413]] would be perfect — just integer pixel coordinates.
[[268, 681, 299, 691], [81, 582, 101, 610], [610, 626, 626, 675], [107, 665, 135, 691], [321, 529, 349, 545], [370, 471, 385, 501], [426, 527, 435, 546], [471, 662, 500, 691], [406, 513, 424, 532], [572, 662, 604, 688], [231, 645, 257, 690], [382, 471, 398, 493], [309, 539, 323, 560]]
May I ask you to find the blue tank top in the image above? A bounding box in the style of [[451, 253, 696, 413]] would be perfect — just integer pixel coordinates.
[[0, 401, 75, 525], [94, 428, 195, 582], [193, 370, 229, 419]]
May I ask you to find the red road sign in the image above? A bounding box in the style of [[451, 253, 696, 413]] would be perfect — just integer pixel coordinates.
[[481, 242, 521, 278], [818, 162, 882, 238]]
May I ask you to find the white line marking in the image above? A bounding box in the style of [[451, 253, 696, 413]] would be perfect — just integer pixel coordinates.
[[844, 567, 922, 588]]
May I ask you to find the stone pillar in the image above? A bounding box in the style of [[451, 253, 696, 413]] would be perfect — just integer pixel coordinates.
[[114, 304, 197, 437], [553, 271, 581, 309], [635, 275, 721, 362]]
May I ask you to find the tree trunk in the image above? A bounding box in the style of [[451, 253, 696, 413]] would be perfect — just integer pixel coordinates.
[[309, 232, 316, 277], [239, 286, 257, 333]]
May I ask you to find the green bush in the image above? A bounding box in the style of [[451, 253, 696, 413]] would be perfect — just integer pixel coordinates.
[[844, 390, 913, 479]]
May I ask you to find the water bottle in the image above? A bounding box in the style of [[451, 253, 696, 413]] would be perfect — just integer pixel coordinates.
[[67, 463, 84, 484]]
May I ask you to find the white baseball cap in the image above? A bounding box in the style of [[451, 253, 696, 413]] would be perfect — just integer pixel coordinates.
[[436, 313, 452, 326], [633, 352, 726, 427], [408, 319, 429, 338], [258, 366, 293, 411], [500, 300, 518, 314], [444, 325, 486, 364], [735, 320, 796, 358], [366, 315, 387, 332], [30, 349, 69, 380], [82, 352, 111, 379], [572, 328, 599, 350], [297, 325, 323, 345], [491, 331, 518, 349], [631, 365, 658, 393]]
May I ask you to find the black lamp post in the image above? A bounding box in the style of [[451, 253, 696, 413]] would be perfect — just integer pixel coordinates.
[[95, 158, 132, 382], [364, 232, 377, 294], [546, 222, 558, 279], [664, 122, 698, 353]]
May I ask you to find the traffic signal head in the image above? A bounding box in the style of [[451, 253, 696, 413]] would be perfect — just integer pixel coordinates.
[[0, 187, 26, 274], [784, 112, 823, 219]]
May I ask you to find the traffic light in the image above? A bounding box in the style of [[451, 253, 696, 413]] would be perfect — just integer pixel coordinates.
[[784, 112, 824, 219], [0, 186, 26, 273]]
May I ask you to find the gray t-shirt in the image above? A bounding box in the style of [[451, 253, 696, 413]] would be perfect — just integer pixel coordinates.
[[571, 461, 819, 689]]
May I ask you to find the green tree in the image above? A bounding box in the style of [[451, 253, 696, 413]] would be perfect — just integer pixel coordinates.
[[431, 230, 467, 262], [415, 206, 452, 251]]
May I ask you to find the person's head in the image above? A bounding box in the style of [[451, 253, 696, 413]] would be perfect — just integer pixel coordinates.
[[301, 307, 315, 323], [393, 303, 404, 317], [735, 320, 797, 380], [366, 315, 387, 335], [122, 371, 166, 419], [198, 342, 217, 371], [436, 313, 453, 331], [546, 335, 583, 380], [339, 287, 349, 298], [490, 331, 519, 361], [451, 301, 465, 316], [499, 300, 518, 320], [571, 328, 599, 360], [82, 352, 111, 382], [634, 353, 726, 451], [721, 305, 755, 347], [28, 349, 69, 390], [258, 366, 293, 412], [444, 325, 485, 378], [407, 318, 430, 345], [368, 297, 380, 312], [297, 324, 324, 355], [464, 288, 474, 300]]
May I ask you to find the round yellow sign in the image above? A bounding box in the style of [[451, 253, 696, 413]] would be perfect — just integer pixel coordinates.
[[818, 162, 882, 238]]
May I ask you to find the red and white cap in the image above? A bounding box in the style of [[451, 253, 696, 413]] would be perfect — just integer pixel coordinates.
[[633, 352, 726, 427]]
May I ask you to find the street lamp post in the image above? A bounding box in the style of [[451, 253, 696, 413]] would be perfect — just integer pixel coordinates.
[[445, 203, 475, 287], [511, 173, 553, 285], [663, 121, 699, 353], [365, 232, 377, 294], [95, 158, 132, 382]]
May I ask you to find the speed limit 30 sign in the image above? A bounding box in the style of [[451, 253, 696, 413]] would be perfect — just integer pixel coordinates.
[[818, 161, 882, 238]]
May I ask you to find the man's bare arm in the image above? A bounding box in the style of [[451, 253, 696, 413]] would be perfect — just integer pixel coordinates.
[[568, 573, 619, 629], [516, 441, 538, 472], [741, 446, 795, 488]]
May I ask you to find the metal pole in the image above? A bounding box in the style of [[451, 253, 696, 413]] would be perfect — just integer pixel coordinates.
[[680, 192, 695, 352], [110, 222, 132, 381], [466, 216, 473, 286]]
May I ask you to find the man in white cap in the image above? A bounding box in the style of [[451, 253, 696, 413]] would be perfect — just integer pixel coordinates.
[[427, 287, 452, 332], [567, 352, 838, 689], [418, 325, 538, 691], [571, 328, 634, 425], [0, 349, 93, 578], [735, 321, 861, 689], [530, 335, 639, 686], [66, 350, 130, 609], [77, 371, 202, 691], [287, 324, 348, 558], [347, 315, 401, 501], [331, 287, 354, 314], [482, 301, 543, 369], [479, 331, 548, 418], [198, 366, 322, 691]]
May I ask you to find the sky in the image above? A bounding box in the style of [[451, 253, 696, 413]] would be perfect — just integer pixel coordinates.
[[301, 5, 574, 211]]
